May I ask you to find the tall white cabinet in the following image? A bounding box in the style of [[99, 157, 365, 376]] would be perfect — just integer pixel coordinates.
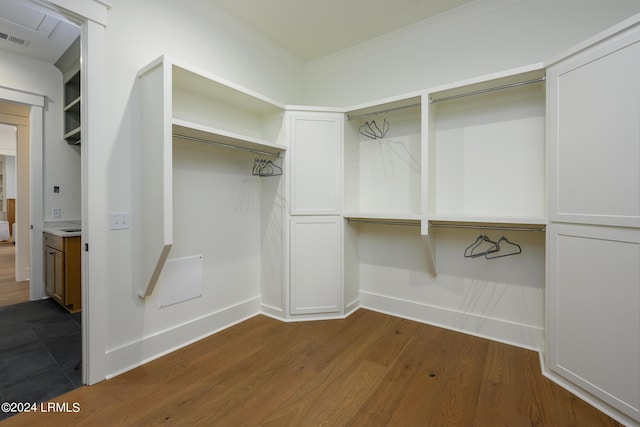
[[286, 112, 344, 318], [547, 22, 640, 424]]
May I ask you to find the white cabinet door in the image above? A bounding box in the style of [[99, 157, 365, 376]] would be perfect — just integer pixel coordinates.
[[290, 216, 343, 315], [547, 224, 640, 420], [289, 112, 343, 215], [548, 31, 640, 227]]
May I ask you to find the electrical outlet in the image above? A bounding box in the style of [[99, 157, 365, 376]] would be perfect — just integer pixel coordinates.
[[110, 212, 130, 230], [52, 207, 61, 218]]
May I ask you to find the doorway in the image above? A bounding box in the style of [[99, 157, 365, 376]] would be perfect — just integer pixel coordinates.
[[0, 0, 111, 387], [0, 122, 27, 307], [0, 103, 31, 293]]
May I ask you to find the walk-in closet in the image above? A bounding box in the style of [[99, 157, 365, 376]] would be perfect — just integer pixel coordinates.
[[134, 14, 640, 427]]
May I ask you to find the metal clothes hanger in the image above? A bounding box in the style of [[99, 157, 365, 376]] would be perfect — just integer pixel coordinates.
[[359, 121, 377, 139], [464, 234, 500, 258], [252, 158, 282, 177], [485, 236, 522, 259], [359, 118, 390, 139]]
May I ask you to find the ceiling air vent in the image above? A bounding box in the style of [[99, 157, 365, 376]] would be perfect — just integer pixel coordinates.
[[0, 31, 30, 47]]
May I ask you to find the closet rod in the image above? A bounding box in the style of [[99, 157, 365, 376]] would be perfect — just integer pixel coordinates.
[[347, 218, 421, 227], [429, 76, 545, 104], [429, 222, 546, 232], [173, 134, 282, 158], [347, 103, 421, 121]]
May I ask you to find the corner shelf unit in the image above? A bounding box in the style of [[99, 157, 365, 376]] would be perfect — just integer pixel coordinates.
[[137, 55, 286, 297], [63, 69, 81, 144]]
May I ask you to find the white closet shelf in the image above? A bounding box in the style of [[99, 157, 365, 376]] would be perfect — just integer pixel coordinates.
[[343, 212, 421, 222], [346, 94, 422, 120], [173, 120, 286, 156], [428, 215, 547, 226], [64, 96, 81, 112], [64, 127, 81, 141], [428, 65, 545, 104]]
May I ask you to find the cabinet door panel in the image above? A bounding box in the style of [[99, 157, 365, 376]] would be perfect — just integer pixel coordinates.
[[44, 249, 56, 297], [290, 216, 343, 314], [289, 113, 343, 215], [549, 36, 640, 226], [547, 224, 640, 419]]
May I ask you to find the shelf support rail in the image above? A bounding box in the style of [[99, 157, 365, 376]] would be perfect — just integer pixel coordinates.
[[429, 222, 546, 232], [429, 76, 546, 104], [172, 133, 282, 158]]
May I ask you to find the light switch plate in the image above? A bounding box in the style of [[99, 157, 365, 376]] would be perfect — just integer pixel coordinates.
[[110, 212, 130, 230]]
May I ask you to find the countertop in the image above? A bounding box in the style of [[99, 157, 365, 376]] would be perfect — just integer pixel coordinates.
[[43, 220, 82, 237]]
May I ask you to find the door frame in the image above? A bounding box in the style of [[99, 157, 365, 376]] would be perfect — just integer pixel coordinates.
[[35, 0, 110, 385], [0, 97, 42, 302]]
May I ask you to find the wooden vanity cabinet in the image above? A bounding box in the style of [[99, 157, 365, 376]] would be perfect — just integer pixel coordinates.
[[44, 232, 81, 313]]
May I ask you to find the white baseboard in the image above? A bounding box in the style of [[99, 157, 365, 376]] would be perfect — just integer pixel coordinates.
[[541, 367, 639, 427], [260, 303, 285, 321], [344, 297, 360, 317], [360, 290, 542, 351], [106, 296, 261, 379]]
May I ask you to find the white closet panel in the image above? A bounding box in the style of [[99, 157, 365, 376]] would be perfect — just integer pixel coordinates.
[[290, 216, 343, 314], [549, 38, 640, 227], [289, 112, 343, 215], [547, 224, 640, 420]]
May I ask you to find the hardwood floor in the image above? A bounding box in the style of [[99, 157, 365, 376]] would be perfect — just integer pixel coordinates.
[[0, 243, 29, 307], [2, 309, 622, 426]]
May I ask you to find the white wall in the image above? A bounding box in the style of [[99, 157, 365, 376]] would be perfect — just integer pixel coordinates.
[[302, 0, 640, 106], [0, 51, 81, 220], [5, 156, 16, 199], [0, 127, 17, 198], [0, 124, 16, 155], [100, 0, 302, 376]]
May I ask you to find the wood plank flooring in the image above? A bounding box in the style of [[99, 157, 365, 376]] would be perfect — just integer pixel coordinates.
[[0, 243, 29, 307], [2, 309, 623, 426]]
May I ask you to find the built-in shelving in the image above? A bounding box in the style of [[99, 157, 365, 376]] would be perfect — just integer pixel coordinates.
[[137, 55, 287, 298], [419, 66, 547, 272], [344, 95, 423, 220], [424, 66, 546, 228], [63, 70, 81, 144]]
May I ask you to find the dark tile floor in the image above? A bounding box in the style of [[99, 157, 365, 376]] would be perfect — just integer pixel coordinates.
[[0, 299, 82, 421]]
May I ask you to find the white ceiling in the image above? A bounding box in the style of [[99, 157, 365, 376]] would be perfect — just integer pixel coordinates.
[[0, 0, 79, 65], [211, 0, 475, 61], [0, 0, 474, 65]]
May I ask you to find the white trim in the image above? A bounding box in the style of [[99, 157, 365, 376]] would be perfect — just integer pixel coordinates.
[[360, 290, 543, 351], [260, 303, 285, 320], [106, 297, 262, 379], [0, 87, 45, 107], [542, 367, 640, 427], [35, 0, 110, 26], [544, 12, 640, 68], [0, 88, 44, 303]]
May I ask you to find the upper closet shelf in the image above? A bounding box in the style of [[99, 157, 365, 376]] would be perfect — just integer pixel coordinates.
[[344, 213, 422, 225], [427, 64, 545, 103], [173, 119, 286, 157], [138, 55, 286, 154], [347, 94, 423, 121], [428, 215, 547, 226]]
